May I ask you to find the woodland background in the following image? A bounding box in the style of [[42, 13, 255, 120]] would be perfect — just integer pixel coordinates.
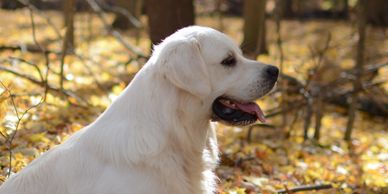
[[0, 0, 387, 193]]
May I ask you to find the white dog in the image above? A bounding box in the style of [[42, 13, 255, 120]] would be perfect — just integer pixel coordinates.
[[0, 26, 278, 194]]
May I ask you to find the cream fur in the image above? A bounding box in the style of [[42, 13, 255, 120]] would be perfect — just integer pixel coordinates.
[[0, 26, 272, 194]]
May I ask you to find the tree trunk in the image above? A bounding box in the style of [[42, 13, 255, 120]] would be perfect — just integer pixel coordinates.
[[146, 0, 194, 46], [365, 0, 388, 26], [63, 0, 75, 49], [313, 96, 323, 140], [344, 0, 367, 141], [342, 0, 349, 18], [112, 0, 143, 30], [241, 0, 267, 58], [61, 0, 75, 89], [278, 0, 293, 18]]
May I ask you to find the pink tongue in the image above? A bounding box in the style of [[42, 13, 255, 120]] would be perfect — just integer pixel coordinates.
[[235, 102, 266, 123]]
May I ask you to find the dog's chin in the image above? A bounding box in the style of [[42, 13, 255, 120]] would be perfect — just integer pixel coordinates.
[[211, 96, 265, 126]]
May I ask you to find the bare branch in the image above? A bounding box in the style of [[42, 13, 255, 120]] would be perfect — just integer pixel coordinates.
[[0, 80, 45, 177], [0, 66, 86, 104], [17, 0, 62, 40], [25, 2, 51, 102], [277, 184, 333, 194], [85, 0, 147, 59], [7, 57, 44, 83], [17, 0, 62, 39], [97, 0, 142, 28], [0, 45, 54, 54]]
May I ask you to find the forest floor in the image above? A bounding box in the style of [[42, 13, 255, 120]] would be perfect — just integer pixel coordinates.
[[0, 9, 387, 193]]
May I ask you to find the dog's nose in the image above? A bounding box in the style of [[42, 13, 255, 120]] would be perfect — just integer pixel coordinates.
[[265, 65, 279, 79]]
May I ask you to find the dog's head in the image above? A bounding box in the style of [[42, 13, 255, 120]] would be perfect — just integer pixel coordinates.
[[153, 26, 278, 126]]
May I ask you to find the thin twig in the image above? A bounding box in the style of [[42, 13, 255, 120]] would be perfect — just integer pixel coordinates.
[[85, 0, 147, 59], [7, 57, 44, 82], [305, 32, 332, 90], [0, 45, 55, 54], [274, 0, 287, 130], [0, 81, 46, 177], [17, 0, 62, 39], [0, 66, 85, 104], [97, 0, 142, 28], [247, 100, 306, 142], [27, 3, 50, 101], [72, 53, 109, 94], [277, 184, 333, 194]]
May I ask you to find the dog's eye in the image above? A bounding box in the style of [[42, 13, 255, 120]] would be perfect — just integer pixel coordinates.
[[221, 55, 236, 67]]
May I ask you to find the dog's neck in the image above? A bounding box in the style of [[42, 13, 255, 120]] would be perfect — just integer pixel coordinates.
[[152, 65, 213, 152], [86, 65, 212, 163]]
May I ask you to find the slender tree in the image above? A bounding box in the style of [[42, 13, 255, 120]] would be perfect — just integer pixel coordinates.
[[345, 0, 367, 141], [241, 0, 267, 58], [60, 0, 75, 89], [63, 0, 75, 49]]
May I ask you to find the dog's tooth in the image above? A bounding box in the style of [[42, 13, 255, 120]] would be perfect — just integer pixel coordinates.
[[220, 99, 231, 105]]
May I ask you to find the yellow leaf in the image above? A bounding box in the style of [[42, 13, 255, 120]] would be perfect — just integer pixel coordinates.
[[229, 187, 246, 194], [28, 132, 50, 143]]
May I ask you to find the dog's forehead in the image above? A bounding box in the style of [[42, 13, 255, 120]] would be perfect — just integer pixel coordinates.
[[176, 26, 238, 51], [158, 26, 240, 64], [197, 31, 240, 61]]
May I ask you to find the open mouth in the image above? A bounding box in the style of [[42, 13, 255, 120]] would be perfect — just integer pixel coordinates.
[[212, 96, 266, 126]]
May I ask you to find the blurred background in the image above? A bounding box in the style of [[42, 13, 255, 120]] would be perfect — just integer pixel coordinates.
[[0, 0, 387, 193]]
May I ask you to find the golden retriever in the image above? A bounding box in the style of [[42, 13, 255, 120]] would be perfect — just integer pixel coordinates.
[[0, 26, 278, 194]]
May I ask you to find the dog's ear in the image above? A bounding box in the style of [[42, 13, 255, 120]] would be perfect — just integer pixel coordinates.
[[156, 38, 211, 99]]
